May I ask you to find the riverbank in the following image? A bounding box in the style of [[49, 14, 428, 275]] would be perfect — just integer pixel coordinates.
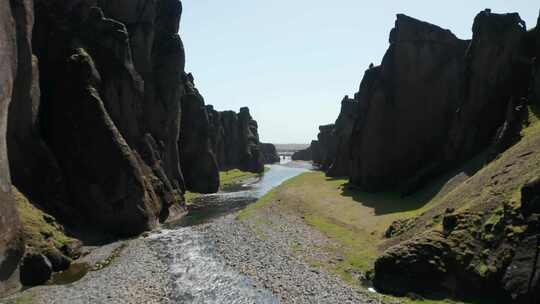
[[234, 171, 475, 304], [2, 238, 170, 304]]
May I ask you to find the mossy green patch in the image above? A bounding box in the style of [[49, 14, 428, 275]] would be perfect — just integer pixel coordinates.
[[14, 187, 73, 251], [184, 191, 202, 206]]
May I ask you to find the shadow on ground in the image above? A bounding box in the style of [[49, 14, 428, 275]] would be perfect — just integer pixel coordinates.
[[333, 151, 490, 216]]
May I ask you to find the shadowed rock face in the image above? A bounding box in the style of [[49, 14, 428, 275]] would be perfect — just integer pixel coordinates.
[[28, 0, 186, 235], [261, 143, 280, 164], [0, 0, 24, 294], [326, 96, 359, 177], [349, 14, 469, 191], [208, 107, 265, 173], [291, 145, 312, 161], [179, 73, 219, 194], [445, 12, 529, 164], [316, 124, 336, 171]]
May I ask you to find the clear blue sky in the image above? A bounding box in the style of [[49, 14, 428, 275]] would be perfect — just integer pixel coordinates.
[[180, 1, 539, 144]]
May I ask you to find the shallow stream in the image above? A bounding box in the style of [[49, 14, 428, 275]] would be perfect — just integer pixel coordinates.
[[148, 161, 312, 303]]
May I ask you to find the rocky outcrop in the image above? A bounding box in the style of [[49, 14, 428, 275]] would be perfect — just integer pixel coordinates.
[[291, 145, 312, 161], [0, 0, 25, 294], [316, 124, 335, 171], [209, 107, 265, 173], [28, 0, 186, 236], [179, 73, 219, 193], [349, 14, 469, 191], [444, 12, 529, 164], [326, 96, 359, 177], [261, 143, 280, 164]]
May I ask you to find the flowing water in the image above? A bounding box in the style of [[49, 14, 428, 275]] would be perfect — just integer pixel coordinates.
[[148, 161, 312, 304]]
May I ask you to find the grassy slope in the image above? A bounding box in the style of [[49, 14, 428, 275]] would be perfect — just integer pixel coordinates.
[[238, 116, 540, 304]]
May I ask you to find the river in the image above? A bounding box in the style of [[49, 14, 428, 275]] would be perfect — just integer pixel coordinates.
[[147, 161, 312, 304]]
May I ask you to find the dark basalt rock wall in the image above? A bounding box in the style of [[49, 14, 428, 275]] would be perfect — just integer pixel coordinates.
[[0, 0, 272, 293], [349, 14, 469, 191], [179, 73, 219, 194], [0, 0, 25, 294], [261, 143, 280, 164], [208, 107, 265, 173], [317, 124, 336, 171], [28, 0, 186, 236], [291, 145, 312, 161], [444, 12, 529, 164], [326, 96, 359, 177]]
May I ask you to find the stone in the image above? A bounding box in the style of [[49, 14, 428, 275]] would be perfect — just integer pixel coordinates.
[[19, 253, 52, 286], [374, 232, 452, 296]]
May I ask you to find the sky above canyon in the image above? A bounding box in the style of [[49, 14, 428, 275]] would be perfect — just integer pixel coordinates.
[[180, 0, 539, 144]]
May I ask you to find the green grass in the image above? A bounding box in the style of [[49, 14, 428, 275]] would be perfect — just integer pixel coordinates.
[[219, 169, 260, 189], [237, 189, 276, 220], [236, 171, 481, 304], [10, 294, 34, 304], [185, 168, 265, 205]]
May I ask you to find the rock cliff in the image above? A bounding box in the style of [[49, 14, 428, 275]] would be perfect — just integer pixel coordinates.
[[208, 106, 265, 173], [301, 10, 540, 302], [0, 0, 25, 294], [261, 143, 280, 164], [0, 0, 269, 293], [179, 73, 219, 193]]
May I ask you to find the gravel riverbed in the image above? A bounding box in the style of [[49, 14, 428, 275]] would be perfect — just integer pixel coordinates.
[[198, 213, 381, 304]]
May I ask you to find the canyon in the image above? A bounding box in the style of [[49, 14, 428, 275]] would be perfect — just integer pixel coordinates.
[[1, 1, 540, 304], [0, 0, 278, 295]]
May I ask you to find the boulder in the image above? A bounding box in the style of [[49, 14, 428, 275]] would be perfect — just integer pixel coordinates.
[[179, 73, 219, 193], [261, 143, 280, 164], [0, 0, 25, 294], [19, 253, 52, 286], [374, 232, 452, 296]]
